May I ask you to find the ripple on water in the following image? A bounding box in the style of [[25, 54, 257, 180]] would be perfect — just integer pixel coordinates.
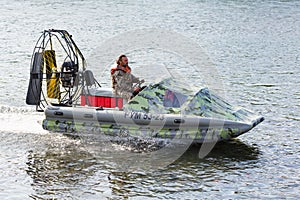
[[0, 0, 300, 199]]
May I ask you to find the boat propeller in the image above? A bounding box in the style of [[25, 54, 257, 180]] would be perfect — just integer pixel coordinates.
[[26, 29, 89, 111]]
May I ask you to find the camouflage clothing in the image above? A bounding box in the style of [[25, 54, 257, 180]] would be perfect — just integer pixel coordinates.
[[111, 66, 140, 101]]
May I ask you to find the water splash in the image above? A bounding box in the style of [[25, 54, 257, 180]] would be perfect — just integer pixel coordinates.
[[0, 104, 47, 134]]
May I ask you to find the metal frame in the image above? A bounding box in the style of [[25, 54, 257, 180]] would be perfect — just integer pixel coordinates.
[[27, 29, 87, 111]]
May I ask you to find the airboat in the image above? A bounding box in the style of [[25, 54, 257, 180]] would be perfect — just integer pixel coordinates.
[[26, 29, 264, 143]]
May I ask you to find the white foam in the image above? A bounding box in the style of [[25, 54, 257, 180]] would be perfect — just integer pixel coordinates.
[[0, 107, 47, 134]]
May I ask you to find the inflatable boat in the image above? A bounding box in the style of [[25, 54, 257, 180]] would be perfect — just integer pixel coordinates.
[[26, 29, 264, 143]]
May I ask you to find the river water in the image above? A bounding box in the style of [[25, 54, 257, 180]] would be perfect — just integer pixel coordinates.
[[0, 0, 299, 199]]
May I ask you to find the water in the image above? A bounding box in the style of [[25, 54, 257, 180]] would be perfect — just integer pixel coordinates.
[[1, 0, 299, 199]]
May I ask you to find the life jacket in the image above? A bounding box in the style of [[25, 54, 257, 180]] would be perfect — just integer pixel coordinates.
[[111, 65, 132, 89]]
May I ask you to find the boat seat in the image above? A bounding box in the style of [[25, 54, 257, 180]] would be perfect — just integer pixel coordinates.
[[81, 70, 123, 108], [83, 70, 101, 87]]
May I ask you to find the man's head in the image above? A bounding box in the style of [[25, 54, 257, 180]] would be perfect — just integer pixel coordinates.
[[117, 54, 128, 67]]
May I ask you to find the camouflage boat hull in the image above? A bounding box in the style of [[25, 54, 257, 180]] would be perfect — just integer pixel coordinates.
[[42, 105, 264, 143]]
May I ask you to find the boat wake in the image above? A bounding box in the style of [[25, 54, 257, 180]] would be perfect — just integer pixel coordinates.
[[0, 105, 36, 114], [110, 136, 171, 153], [0, 104, 47, 134]]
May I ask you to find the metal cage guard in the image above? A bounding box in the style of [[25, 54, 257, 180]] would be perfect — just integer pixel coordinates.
[[26, 29, 88, 111]]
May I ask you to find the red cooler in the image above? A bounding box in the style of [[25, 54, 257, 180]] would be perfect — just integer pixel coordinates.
[[80, 88, 123, 109]]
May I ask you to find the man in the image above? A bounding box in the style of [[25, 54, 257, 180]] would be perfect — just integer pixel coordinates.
[[111, 55, 144, 102]]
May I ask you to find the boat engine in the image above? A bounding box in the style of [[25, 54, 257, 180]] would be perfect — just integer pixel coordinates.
[[26, 29, 88, 111]]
